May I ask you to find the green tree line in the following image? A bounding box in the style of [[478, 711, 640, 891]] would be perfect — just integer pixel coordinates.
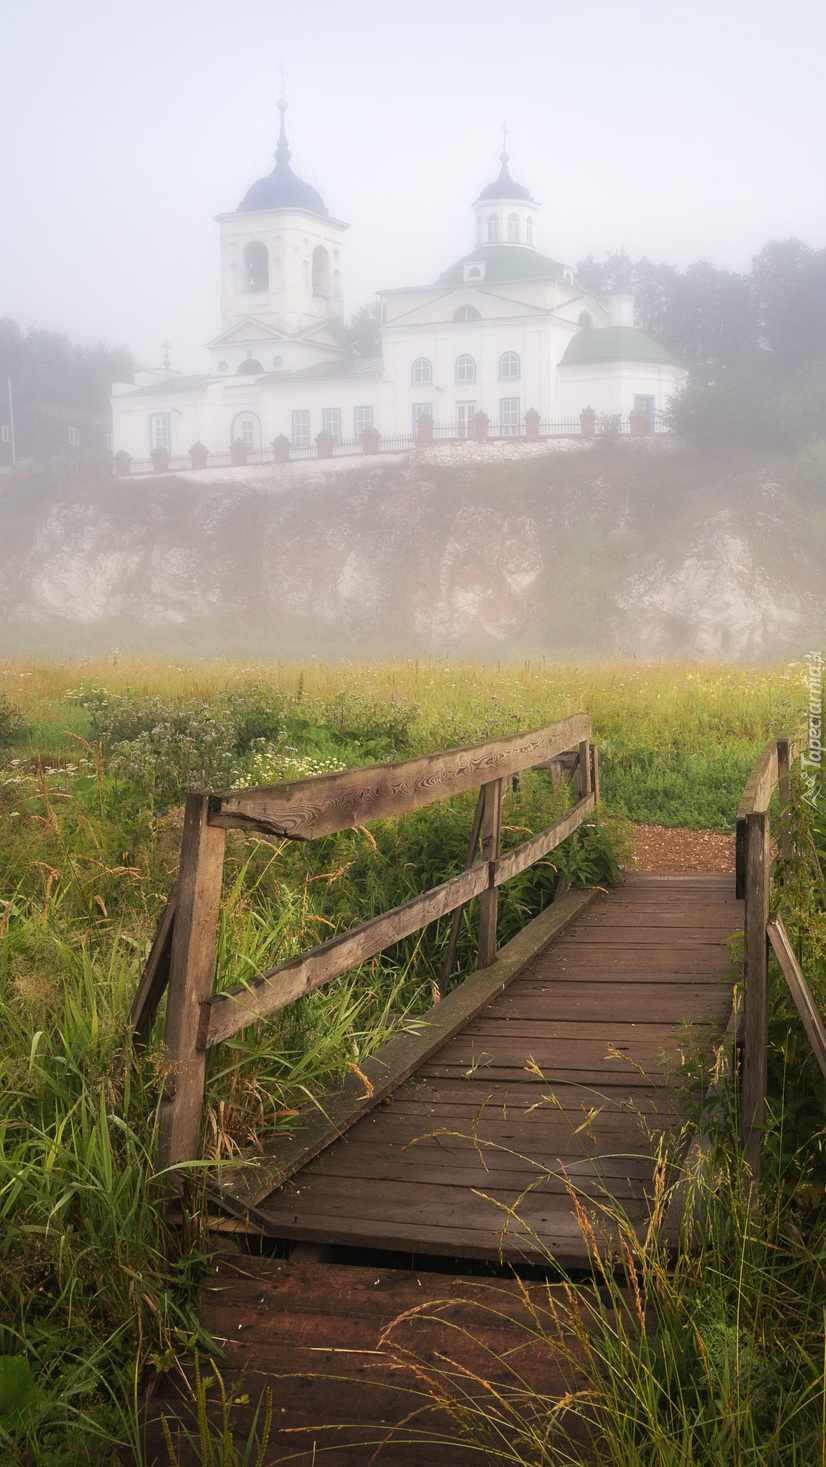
[[0, 318, 134, 405], [578, 239, 826, 449]]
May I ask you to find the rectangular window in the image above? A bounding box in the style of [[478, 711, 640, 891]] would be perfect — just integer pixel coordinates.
[[238, 415, 256, 449], [149, 413, 171, 451], [68, 425, 80, 447], [106, 433, 114, 451], [354, 405, 374, 437], [500, 397, 521, 436], [291, 410, 310, 448], [412, 402, 432, 435], [322, 407, 341, 444], [1, 425, 10, 443], [456, 402, 476, 438]]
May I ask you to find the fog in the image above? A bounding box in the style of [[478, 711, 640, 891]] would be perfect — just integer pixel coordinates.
[[2, 0, 825, 371]]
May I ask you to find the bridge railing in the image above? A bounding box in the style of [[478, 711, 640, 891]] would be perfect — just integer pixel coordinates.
[[736, 732, 826, 1179], [130, 715, 599, 1168]]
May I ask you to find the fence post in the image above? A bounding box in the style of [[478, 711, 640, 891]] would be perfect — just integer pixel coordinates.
[[742, 808, 770, 1181], [159, 792, 226, 1170], [477, 778, 503, 968], [590, 743, 600, 804], [777, 737, 791, 860], [578, 740, 592, 800]]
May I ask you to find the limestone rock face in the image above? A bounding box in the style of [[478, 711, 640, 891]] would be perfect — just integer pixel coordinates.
[[1, 456, 823, 658]]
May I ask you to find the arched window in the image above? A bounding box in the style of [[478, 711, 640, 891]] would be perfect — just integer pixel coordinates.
[[231, 412, 261, 449], [499, 351, 521, 379], [487, 214, 499, 243], [578, 311, 594, 329], [411, 358, 433, 385], [455, 354, 476, 383], [312, 245, 330, 297], [237, 359, 264, 375], [243, 241, 269, 291], [475, 215, 482, 246], [507, 213, 520, 243], [525, 216, 534, 246], [452, 305, 481, 322]]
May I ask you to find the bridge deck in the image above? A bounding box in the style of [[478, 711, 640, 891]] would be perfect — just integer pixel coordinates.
[[144, 872, 739, 1464], [245, 873, 737, 1266]]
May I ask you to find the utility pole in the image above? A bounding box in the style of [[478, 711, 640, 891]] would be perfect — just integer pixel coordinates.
[[7, 376, 16, 466]]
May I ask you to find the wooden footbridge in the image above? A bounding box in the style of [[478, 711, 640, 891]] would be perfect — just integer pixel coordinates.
[[133, 718, 819, 1464]]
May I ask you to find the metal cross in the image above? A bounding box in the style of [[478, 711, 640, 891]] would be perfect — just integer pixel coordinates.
[[277, 60, 288, 102]]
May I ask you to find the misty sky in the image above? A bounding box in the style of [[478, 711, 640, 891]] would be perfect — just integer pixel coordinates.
[[2, 0, 825, 375]]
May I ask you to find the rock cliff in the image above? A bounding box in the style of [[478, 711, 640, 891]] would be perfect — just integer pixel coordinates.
[[1, 446, 823, 659]]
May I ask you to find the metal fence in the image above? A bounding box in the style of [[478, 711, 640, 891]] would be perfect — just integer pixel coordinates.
[[118, 417, 675, 474]]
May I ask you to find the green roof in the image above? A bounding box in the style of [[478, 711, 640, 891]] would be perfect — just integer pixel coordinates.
[[437, 244, 568, 287], [561, 326, 676, 367]]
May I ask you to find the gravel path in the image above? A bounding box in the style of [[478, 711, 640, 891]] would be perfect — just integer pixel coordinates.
[[629, 823, 736, 874]]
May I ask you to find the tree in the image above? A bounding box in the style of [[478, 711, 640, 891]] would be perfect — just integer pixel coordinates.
[[347, 299, 382, 357], [0, 318, 134, 402]]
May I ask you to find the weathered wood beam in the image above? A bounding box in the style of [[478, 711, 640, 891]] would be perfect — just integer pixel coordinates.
[[129, 883, 177, 1050], [768, 917, 826, 1084], [477, 779, 503, 969], [742, 809, 770, 1181], [494, 791, 596, 887], [158, 795, 226, 1168], [204, 861, 490, 1048], [206, 715, 590, 840]]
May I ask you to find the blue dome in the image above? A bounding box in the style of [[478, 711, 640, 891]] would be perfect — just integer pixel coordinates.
[[237, 102, 328, 216], [475, 153, 535, 204]]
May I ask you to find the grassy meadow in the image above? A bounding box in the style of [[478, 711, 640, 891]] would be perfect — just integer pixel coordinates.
[[0, 652, 824, 1463]]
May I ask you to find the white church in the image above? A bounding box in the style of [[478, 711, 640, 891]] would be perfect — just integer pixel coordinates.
[[111, 105, 686, 466]]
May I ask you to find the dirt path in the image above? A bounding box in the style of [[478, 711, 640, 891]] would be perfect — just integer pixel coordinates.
[[629, 823, 736, 874]]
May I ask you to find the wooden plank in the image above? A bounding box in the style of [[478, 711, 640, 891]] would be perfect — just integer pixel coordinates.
[[129, 883, 177, 1050], [207, 888, 597, 1213], [206, 714, 590, 839], [477, 778, 502, 968], [246, 1200, 649, 1263], [742, 809, 770, 1181], [159, 794, 226, 1169], [494, 791, 595, 887], [768, 918, 826, 1083], [205, 860, 490, 1047]]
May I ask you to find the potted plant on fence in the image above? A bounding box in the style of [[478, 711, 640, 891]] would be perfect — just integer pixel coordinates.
[[524, 407, 541, 439], [230, 438, 248, 466], [360, 425, 381, 455], [579, 406, 596, 439], [474, 411, 489, 442], [315, 429, 335, 459], [414, 413, 434, 444], [271, 434, 291, 463]]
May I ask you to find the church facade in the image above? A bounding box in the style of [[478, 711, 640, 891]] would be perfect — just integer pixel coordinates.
[[111, 107, 685, 464]]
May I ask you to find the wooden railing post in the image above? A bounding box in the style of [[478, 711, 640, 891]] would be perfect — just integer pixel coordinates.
[[477, 778, 503, 969], [742, 808, 770, 1181], [159, 793, 226, 1170], [590, 742, 600, 804], [578, 739, 592, 800], [777, 737, 791, 860]]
